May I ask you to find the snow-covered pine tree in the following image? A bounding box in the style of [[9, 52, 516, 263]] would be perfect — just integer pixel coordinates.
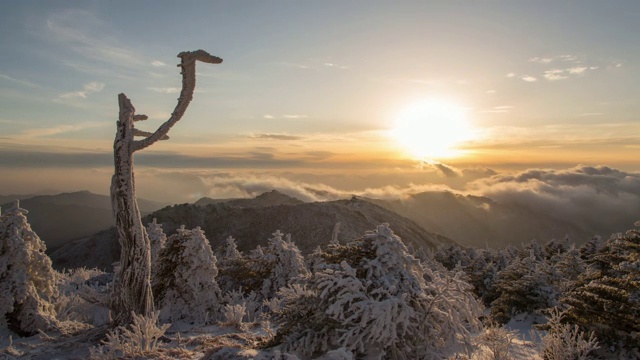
[[254, 231, 309, 299], [0, 200, 58, 336], [110, 50, 222, 325], [544, 236, 570, 260], [562, 221, 640, 351], [490, 249, 556, 324], [270, 224, 482, 359], [223, 236, 241, 260], [152, 226, 222, 325], [217, 231, 308, 301]]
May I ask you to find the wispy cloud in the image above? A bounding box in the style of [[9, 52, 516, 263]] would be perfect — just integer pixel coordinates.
[[0, 73, 47, 90], [543, 69, 568, 81], [529, 57, 553, 64], [146, 87, 180, 94], [53, 81, 105, 104], [151, 60, 167, 67], [278, 60, 347, 71], [20, 121, 107, 138], [249, 133, 304, 141], [263, 114, 309, 119], [480, 105, 514, 114], [323, 62, 348, 69], [521, 75, 537, 82], [567, 66, 588, 74], [506, 73, 516, 78], [44, 9, 149, 77]]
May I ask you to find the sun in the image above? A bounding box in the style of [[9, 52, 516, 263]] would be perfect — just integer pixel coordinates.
[[390, 98, 475, 160]]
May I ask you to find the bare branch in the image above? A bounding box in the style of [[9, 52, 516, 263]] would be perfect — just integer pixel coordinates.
[[132, 50, 222, 152], [132, 128, 169, 140], [133, 115, 148, 121]]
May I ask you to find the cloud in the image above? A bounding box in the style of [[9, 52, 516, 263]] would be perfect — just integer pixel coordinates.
[[466, 165, 640, 236], [485, 90, 496, 94], [54, 81, 105, 104], [43, 9, 153, 78], [278, 62, 311, 69], [193, 172, 458, 203], [146, 87, 181, 94], [151, 60, 167, 67], [567, 66, 588, 74], [20, 121, 107, 138], [506, 73, 516, 78], [323, 62, 348, 69], [521, 75, 537, 82], [263, 114, 309, 119], [0, 73, 47, 90], [543, 69, 568, 81], [529, 57, 553, 64], [426, 161, 462, 178], [480, 105, 513, 114], [249, 133, 304, 141]]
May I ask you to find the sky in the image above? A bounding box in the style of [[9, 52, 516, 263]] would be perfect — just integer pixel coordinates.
[[0, 1, 639, 204]]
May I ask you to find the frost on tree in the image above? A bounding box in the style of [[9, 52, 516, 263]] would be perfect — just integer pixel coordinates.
[[110, 50, 222, 325], [563, 221, 640, 350], [217, 231, 308, 300], [0, 200, 58, 336], [271, 224, 481, 359], [152, 226, 222, 325], [146, 218, 167, 281]]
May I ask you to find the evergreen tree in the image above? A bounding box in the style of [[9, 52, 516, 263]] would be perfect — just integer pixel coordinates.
[[153, 226, 222, 325], [223, 236, 241, 260], [0, 200, 58, 336], [563, 222, 640, 350], [490, 249, 556, 323], [218, 231, 308, 301], [270, 224, 481, 359]]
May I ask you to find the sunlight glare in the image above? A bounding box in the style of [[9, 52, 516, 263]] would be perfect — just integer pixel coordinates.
[[391, 98, 475, 160]]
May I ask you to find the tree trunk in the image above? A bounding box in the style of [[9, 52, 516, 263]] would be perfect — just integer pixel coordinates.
[[110, 94, 154, 325], [109, 50, 221, 326]]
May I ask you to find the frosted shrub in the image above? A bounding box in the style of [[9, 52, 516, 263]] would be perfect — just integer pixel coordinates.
[[217, 231, 308, 301], [534, 310, 599, 360], [56, 268, 110, 325], [222, 289, 263, 322], [475, 323, 517, 360], [90, 310, 170, 359], [153, 226, 222, 325], [271, 224, 482, 359], [222, 304, 247, 329], [0, 201, 58, 336]]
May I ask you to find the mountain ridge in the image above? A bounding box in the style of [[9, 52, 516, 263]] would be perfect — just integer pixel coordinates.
[[50, 193, 453, 270]]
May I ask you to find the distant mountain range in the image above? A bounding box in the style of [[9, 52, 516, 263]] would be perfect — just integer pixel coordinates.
[[0, 191, 167, 252], [4, 187, 629, 270], [50, 191, 451, 270], [369, 192, 593, 248]]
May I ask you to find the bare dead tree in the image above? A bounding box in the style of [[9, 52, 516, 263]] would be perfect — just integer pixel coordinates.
[[110, 50, 222, 325]]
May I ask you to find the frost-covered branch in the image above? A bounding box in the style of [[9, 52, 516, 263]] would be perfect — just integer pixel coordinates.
[[132, 50, 222, 152]]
